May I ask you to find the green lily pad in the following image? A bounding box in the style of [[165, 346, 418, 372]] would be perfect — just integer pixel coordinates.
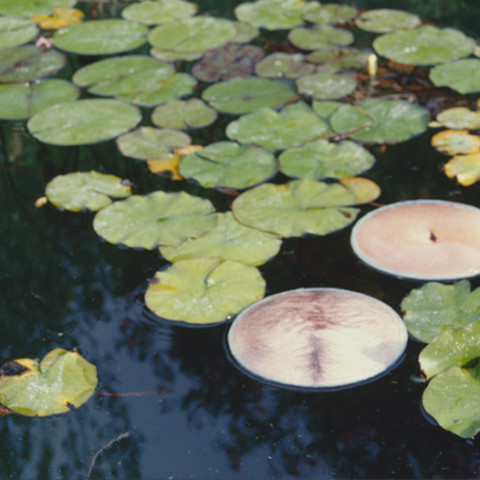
[[0, 79, 78, 121], [226, 101, 329, 151], [279, 139, 375, 180], [401, 280, 480, 343], [355, 9, 421, 33], [0, 348, 97, 417], [45, 171, 132, 212], [53, 19, 148, 55], [231, 21, 259, 43], [93, 190, 217, 249], [430, 58, 480, 94], [232, 179, 360, 237], [202, 77, 296, 115], [145, 258, 266, 325], [422, 364, 480, 438], [234, 0, 320, 31], [148, 16, 236, 54], [296, 73, 357, 100], [312, 100, 344, 119], [255, 52, 315, 79], [159, 212, 282, 266], [179, 141, 278, 189], [330, 99, 429, 144], [419, 320, 480, 379], [151, 99, 217, 130], [303, 4, 357, 25], [0, 46, 66, 84], [192, 44, 265, 82], [121, 0, 198, 26], [0, 16, 38, 49], [27, 99, 141, 146], [373, 25, 476, 66], [116, 127, 191, 160], [435, 107, 480, 130], [306, 47, 370, 73], [288, 25, 354, 51], [149, 47, 203, 62], [0, 0, 76, 17]]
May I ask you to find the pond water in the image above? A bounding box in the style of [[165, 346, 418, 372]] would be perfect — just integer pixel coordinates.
[[1, 0, 480, 478]]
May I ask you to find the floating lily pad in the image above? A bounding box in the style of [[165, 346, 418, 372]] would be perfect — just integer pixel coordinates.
[[159, 212, 282, 266], [192, 44, 265, 82], [422, 364, 480, 439], [289, 25, 354, 51], [430, 58, 480, 94], [435, 107, 480, 130], [151, 99, 217, 130], [202, 77, 296, 115], [0, 0, 76, 17], [432, 130, 480, 155], [0, 348, 97, 417], [255, 52, 315, 79], [116, 127, 191, 160], [53, 19, 148, 55], [226, 101, 328, 151], [401, 280, 480, 343], [121, 0, 197, 26], [179, 141, 277, 189], [444, 153, 480, 186], [306, 47, 370, 73], [303, 4, 357, 25], [149, 47, 203, 62], [296, 72, 357, 100], [419, 320, 480, 379], [330, 99, 429, 143], [27, 99, 141, 146], [312, 100, 344, 119], [279, 139, 375, 180], [93, 190, 217, 249], [231, 21, 259, 43], [145, 258, 266, 325], [373, 25, 476, 66], [0, 16, 38, 49], [340, 177, 381, 204], [0, 79, 78, 121], [148, 16, 236, 54], [31, 7, 84, 30], [232, 179, 360, 237], [0, 46, 66, 84], [234, 0, 320, 30], [355, 9, 420, 33], [45, 171, 132, 212]]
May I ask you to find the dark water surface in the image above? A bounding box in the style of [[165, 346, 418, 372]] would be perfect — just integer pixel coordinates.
[[1, 1, 480, 478]]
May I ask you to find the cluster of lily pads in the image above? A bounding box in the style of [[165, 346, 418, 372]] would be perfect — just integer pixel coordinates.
[[1, 0, 480, 431]]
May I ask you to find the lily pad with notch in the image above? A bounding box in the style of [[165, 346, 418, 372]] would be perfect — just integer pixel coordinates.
[[288, 24, 354, 51], [93, 190, 217, 249], [121, 0, 198, 26], [306, 47, 370, 73], [303, 4, 357, 25], [434, 107, 480, 130], [355, 9, 421, 33], [430, 58, 480, 94], [431, 129, 480, 156], [296, 72, 357, 100], [151, 99, 217, 130], [255, 52, 315, 79], [444, 153, 480, 186], [0, 16, 38, 49], [145, 257, 266, 325]]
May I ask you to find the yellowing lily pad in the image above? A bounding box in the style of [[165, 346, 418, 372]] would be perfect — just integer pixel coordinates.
[[121, 0, 197, 26], [0, 16, 38, 49], [435, 107, 480, 130], [46, 171, 132, 212], [355, 9, 420, 33], [0, 348, 97, 417], [373, 25, 476, 66], [159, 212, 282, 266], [226, 101, 329, 151], [202, 77, 296, 115], [179, 141, 278, 189], [444, 153, 480, 186], [279, 139, 375, 180], [232, 179, 361, 237], [431, 130, 480, 155], [93, 190, 217, 249], [116, 127, 191, 160], [145, 258, 266, 325], [151, 99, 217, 130], [53, 19, 148, 55], [296, 72, 357, 100], [340, 177, 381, 204], [31, 7, 84, 30], [430, 58, 480, 94], [147, 155, 182, 180], [27, 99, 141, 146]]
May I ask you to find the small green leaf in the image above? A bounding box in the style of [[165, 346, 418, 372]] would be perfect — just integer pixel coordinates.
[[303, 4, 357, 25], [289, 24, 354, 51], [296, 72, 357, 100], [151, 99, 217, 130], [255, 52, 315, 79], [355, 9, 420, 33], [145, 258, 266, 324]]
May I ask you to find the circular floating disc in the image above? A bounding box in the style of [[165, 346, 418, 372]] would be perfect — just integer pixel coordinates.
[[351, 200, 480, 281], [227, 288, 408, 390]]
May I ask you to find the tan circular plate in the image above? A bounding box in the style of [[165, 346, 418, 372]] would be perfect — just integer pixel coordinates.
[[351, 200, 480, 281], [227, 288, 408, 390]]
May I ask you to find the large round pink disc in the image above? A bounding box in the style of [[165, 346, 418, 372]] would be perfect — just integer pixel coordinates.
[[227, 288, 408, 389], [351, 200, 480, 281]]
